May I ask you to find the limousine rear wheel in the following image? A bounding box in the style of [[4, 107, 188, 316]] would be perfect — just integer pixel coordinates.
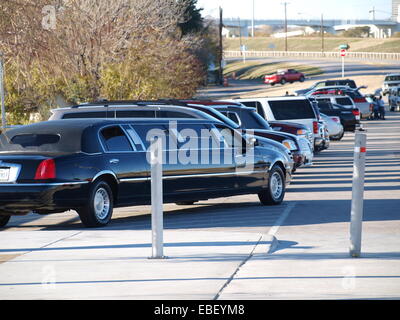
[[78, 180, 114, 228], [0, 215, 10, 228], [258, 165, 285, 205]]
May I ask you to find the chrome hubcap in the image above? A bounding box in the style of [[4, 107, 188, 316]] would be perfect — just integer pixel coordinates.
[[94, 187, 110, 220], [270, 172, 283, 199]]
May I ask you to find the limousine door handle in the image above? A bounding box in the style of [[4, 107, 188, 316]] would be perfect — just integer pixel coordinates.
[[109, 159, 120, 164]]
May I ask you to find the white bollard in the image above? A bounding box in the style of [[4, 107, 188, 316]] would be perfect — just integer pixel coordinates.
[[349, 132, 367, 258], [150, 138, 164, 259]]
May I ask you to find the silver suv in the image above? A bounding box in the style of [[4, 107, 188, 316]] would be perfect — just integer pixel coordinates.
[[49, 103, 214, 121]]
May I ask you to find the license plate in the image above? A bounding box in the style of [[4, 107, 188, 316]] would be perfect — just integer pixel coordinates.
[[0, 168, 10, 181]]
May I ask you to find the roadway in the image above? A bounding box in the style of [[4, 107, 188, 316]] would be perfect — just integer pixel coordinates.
[[196, 57, 400, 99]]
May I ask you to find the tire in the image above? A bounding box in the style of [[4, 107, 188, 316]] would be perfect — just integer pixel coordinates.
[[258, 165, 286, 205], [270, 83, 275, 86], [0, 215, 10, 229], [77, 180, 114, 228], [330, 130, 344, 141], [280, 78, 286, 85], [299, 76, 305, 82]]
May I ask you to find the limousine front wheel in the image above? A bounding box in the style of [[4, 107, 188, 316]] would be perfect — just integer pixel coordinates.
[[78, 180, 114, 227], [258, 165, 285, 205]]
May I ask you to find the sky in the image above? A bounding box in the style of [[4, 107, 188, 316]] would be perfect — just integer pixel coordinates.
[[196, 0, 393, 21]]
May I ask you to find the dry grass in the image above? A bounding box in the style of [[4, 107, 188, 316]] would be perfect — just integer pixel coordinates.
[[224, 37, 400, 53], [223, 60, 323, 80]]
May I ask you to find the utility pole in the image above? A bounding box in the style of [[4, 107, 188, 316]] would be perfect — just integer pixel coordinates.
[[321, 13, 324, 55], [283, 2, 288, 52], [218, 6, 223, 85], [251, 0, 255, 37], [238, 17, 242, 49], [369, 7, 376, 21], [0, 52, 6, 129]]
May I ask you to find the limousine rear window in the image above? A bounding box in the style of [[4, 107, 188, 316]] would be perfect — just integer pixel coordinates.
[[269, 100, 315, 120], [10, 134, 60, 147]]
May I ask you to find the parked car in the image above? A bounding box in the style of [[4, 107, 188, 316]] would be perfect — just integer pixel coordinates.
[[311, 94, 356, 110], [314, 100, 359, 133], [310, 101, 330, 152], [177, 100, 313, 171], [382, 73, 400, 95], [295, 79, 357, 96], [183, 101, 313, 170], [264, 69, 305, 86], [306, 86, 370, 118], [224, 100, 314, 147], [232, 96, 326, 152], [388, 87, 400, 112], [0, 118, 293, 228], [320, 113, 344, 141], [50, 100, 298, 169], [49, 103, 217, 121]]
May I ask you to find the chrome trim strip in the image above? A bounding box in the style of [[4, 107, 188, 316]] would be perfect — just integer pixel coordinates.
[[0, 181, 89, 187], [120, 177, 150, 182], [119, 170, 265, 182]]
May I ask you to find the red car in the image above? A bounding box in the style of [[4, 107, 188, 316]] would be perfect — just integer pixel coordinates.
[[264, 69, 305, 86]]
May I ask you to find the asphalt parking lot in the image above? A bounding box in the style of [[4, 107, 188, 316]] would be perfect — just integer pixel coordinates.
[[0, 113, 399, 300]]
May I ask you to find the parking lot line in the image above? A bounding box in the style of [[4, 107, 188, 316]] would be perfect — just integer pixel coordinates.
[[267, 202, 296, 238]]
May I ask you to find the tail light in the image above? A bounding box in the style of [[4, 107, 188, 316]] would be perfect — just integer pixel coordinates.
[[313, 121, 318, 134], [352, 109, 360, 116], [35, 159, 56, 180], [332, 117, 340, 123], [353, 97, 367, 103]]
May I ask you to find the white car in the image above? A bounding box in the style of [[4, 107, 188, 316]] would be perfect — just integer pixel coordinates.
[[382, 74, 400, 95], [388, 87, 400, 112], [230, 96, 325, 151], [320, 113, 344, 141]]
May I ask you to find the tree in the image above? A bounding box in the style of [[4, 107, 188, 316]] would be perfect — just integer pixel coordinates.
[[177, 0, 204, 36], [0, 0, 207, 123]]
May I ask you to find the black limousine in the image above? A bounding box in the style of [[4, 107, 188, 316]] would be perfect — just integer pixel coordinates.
[[0, 119, 292, 228]]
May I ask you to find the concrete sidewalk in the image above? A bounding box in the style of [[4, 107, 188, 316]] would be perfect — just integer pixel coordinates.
[[0, 216, 399, 300], [0, 229, 277, 300]]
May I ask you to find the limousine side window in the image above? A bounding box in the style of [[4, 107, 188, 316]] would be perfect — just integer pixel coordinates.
[[100, 126, 133, 152], [133, 124, 168, 149], [176, 123, 220, 149]]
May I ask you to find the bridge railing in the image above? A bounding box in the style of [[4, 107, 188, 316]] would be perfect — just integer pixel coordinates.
[[224, 50, 400, 61]]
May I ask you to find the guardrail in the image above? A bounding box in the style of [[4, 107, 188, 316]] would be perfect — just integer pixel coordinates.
[[224, 50, 400, 61]]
